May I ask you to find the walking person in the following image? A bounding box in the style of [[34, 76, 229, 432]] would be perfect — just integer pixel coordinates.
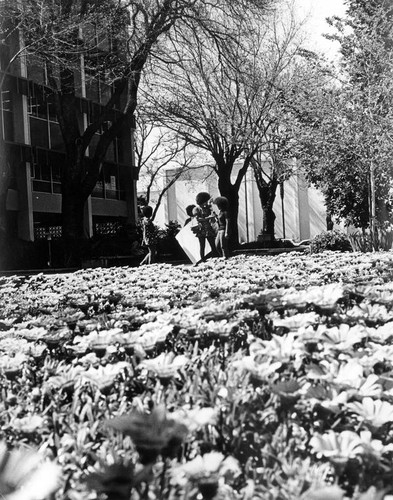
[[212, 196, 230, 259], [191, 192, 217, 262], [140, 205, 159, 265]]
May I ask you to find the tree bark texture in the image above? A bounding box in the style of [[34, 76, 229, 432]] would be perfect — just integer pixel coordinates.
[[217, 177, 240, 250], [253, 164, 278, 240], [61, 177, 88, 266], [215, 154, 252, 249]]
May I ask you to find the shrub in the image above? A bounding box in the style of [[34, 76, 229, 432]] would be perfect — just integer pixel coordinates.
[[162, 220, 182, 239], [310, 229, 352, 254], [376, 225, 393, 250], [348, 225, 393, 252], [348, 230, 373, 253], [158, 220, 184, 258]]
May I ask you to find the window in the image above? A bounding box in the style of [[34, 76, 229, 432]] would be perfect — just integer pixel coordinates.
[[47, 98, 57, 122], [49, 122, 64, 152], [104, 162, 127, 200], [28, 86, 47, 119], [27, 57, 46, 86], [92, 179, 105, 198], [28, 83, 50, 148], [49, 152, 63, 193], [31, 149, 64, 194], [30, 117, 49, 149], [34, 149, 51, 182], [104, 163, 119, 200], [28, 86, 66, 152], [118, 165, 128, 200], [91, 163, 124, 200]]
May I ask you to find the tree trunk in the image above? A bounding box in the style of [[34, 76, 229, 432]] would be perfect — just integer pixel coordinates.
[[262, 199, 276, 238], [326, 212, 334, 230], [256, 182, 278, 240], [252, 161, 278, 240], [217, 178, 240, 250], [369, 161, 376, 251], [61, 177, 88, 267]]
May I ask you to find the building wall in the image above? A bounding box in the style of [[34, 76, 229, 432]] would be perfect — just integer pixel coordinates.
[[0, 29, 137, 244]]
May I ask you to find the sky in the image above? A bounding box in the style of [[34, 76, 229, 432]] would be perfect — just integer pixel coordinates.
[[293, 0, 347, 58]]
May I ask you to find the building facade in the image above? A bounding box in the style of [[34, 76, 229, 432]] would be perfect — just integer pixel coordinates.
[[0, 27, 138, 255]]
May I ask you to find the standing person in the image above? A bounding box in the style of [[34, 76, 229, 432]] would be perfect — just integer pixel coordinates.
[[140, 205, 159, 265], [184, 204, 196, 226], [212, 196, 230, 259], [192, 192, 217, 262]]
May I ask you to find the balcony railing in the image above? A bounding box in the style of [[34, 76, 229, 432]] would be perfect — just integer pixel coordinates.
[[94, 221, 123, 236], [34, 225, 62, 240], [32, 180, 125, 199]]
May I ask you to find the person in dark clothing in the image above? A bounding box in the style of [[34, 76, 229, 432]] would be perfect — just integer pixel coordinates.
[[140, 205, 159, 265], [191, 192, 217, 261], [184, 204, 196, 226], [212, 196, 230, 259]]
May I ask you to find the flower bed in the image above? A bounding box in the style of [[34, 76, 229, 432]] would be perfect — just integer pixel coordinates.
[[2, 251, 393, 499]]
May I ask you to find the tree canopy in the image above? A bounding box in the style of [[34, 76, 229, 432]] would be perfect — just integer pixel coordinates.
[[1, 0, 273, 262], [143, 1, 305, 244], [294, 0, 393, 232]]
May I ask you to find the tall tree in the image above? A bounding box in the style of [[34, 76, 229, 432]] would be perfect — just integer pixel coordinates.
[[3, 0, 269, 264], [337, 0, 393, 243], [134, 110, 205, 219], [251, 119, 297, 240], [296, 1, 393, 240], [144, 2, 303, 247], [249, 56, 315, 240]]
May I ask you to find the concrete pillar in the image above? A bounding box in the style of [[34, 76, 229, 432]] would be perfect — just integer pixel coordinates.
[[17, 161, 34, 241], [128, 178, 138, 222], [165, 169, 178, 222], [13, 90, 34, 240], [84, 196, 93, 238], [297, 174, 311, 241], [127, 127, 138, 223], [244, 169, 255, 242], [238, 169, 254, 243]]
